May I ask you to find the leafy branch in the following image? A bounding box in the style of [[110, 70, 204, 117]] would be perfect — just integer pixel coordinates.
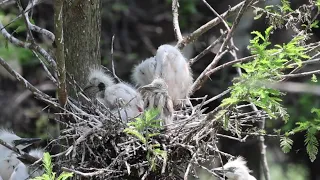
[[124, 109, 167, 171], [31, 152, 73, 180]]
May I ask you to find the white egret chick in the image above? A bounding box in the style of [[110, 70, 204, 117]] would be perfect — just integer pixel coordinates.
[[155, 44, 193, 107], [105, 82, 144, 122], [0, 129, 41, 180], [9, 149, 44, 180], [84, 69, 144, 121], [83, 68, 115, 101], [213, 156, 256, 180], [132, 44, 193, 107], [132, 57, 156, 87], [139, 78, 174, 128]]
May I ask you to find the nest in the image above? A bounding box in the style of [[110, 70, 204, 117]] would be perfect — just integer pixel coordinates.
[[49, 93, 267, 180]]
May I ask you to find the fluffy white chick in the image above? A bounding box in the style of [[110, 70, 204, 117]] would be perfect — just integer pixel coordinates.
[[9, 149, 44, 180], [0, 129, 41, 180], [83, 68, 115, 101], [155, 44, 193, 107], [104, 82, 144, 122], [139, 78, 174, 128], [213, 156, 256, 180], [132, 45, 193, 107], [132, 57, 156, 87], [84, 69, 144, 121]]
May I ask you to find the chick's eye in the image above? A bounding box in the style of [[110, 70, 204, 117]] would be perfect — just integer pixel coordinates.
[[98, 82, 105, 91]]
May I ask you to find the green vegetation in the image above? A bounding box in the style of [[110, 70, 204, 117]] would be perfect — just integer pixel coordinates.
[[31, 152, 73, 180], [124, 108, 167, 171]]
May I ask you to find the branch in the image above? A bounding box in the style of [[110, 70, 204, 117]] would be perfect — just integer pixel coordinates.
[[0, 57, 59, 108], [172, 0, 183, 42], [176, 0, 257, 49], [189, 32, 227, 65], [261, 81, 320, 96], [191, 0, 254, 93], [23, 0, 55, 41], [281, 69, 320, 78], [0, 139, 40, 164], [110, 35, 122, 83], [0, 19, 57, 71], [206, 55, 256, 75], [54, 0, 67, 107]]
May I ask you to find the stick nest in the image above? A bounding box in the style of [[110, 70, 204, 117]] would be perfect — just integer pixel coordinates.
[[52, 95, 265, 180]]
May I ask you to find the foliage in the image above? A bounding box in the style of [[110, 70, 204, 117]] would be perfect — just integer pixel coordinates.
[[222, 26, 308, 122], [124, 108, 167, 171], [280, 136, 293, 153], [31, 152, 74, 180], [221, 10, 319, 161], [0, 11, 35, 65], [283, 108, 320, 162], [253, 0, 317, 29]]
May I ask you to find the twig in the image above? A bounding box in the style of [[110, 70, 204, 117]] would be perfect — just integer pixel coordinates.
[[25, 0, 55, 41], [172, 0, 183, 42], [61, 167, 118, 177], [191, 0, 253, 93], [281, 69, 320, 78], [54, 0, 67, 107], [188, 32, 227, 65], [216, 133, 248, 142], [206, 55, 256, 75], [110, 35, 122, 83], [203, 89, 231, 106], [0, 57, 59, 108], [184, 148, 199, 180], [260, 81, 320, 96], [176, 1, 258, 49], [0, 19, 57, 71], [0, 139, 40, 165]]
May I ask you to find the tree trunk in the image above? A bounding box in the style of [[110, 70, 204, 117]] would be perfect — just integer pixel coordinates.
[[63, 0, 101, 96]]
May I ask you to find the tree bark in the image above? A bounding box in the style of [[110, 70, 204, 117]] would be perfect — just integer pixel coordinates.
[[63, 0, 101, 96]]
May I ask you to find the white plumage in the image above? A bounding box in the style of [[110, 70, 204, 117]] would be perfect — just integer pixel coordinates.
[[85, 69, 144, 121], [139, 78, 174, 128], [132, 57, 156, 87], [84, 68, 115, 101], [104, 82, 144, 122], [0, 129, 40, 180], [132, 44, 193, 107], [213, 156, 256, 180], [9, 149, 44, 180]]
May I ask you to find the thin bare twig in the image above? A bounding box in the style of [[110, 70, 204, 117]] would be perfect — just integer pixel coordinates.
[[189, 32, 227, 65], [0, 57, 59, 108], [111, 35, 122, 83], [172, 0, 183, 42], [191, 0, 254, 93], [281, 69, 320, 78], [0, 19, 57, 71], [176, 1, 258, 49]]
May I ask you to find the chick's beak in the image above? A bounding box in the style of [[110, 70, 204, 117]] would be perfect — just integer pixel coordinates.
[[83, 85, 101, 98], [13, 138, 41, 147]]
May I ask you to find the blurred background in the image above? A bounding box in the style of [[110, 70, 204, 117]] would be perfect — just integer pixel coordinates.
[[0, 0, 319, 179]]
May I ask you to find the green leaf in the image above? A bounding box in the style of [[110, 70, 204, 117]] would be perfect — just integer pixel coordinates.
[[305, 126, 319, 162], [57, 172, 74, 180], [123, 128, 147, 144], [280, 136, 293, 153], [311, 74, 318, 82]]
